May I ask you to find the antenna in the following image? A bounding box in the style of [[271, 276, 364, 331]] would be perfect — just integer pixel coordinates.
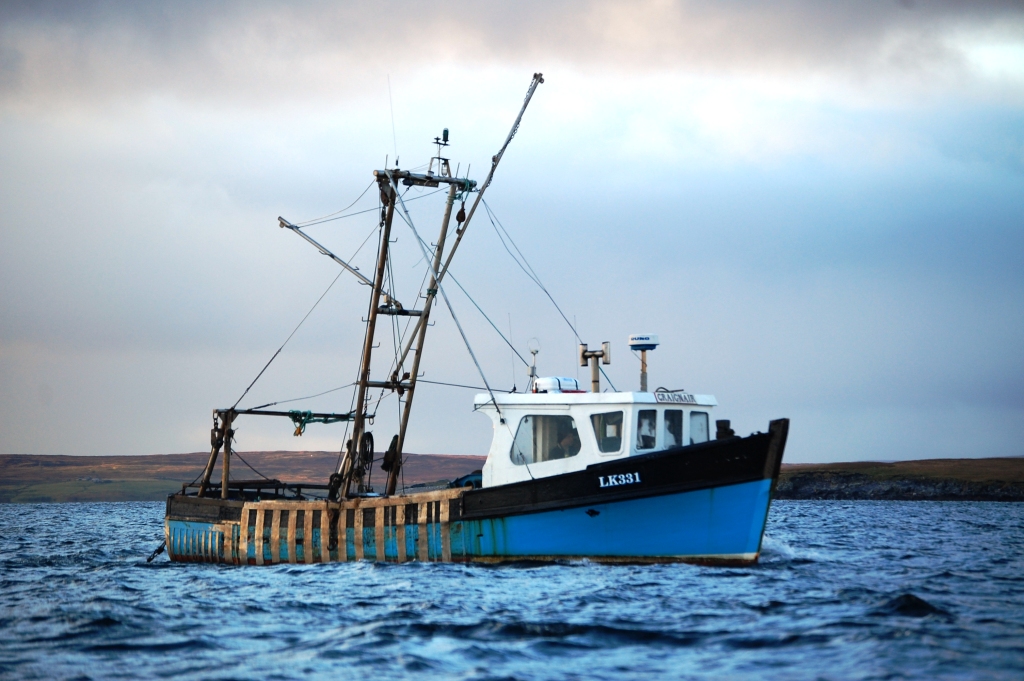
[[527, 338, 540, 392], [429, 128, 452, 177], [508, 313, 516, 392], [387, 74, 398, 164], [628, 334, 659, 392]]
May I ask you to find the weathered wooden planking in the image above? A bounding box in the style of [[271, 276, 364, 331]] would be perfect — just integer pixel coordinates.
[[304, 508, 314, 565], [397, 505, 408, 562], [375, 505, 385, 562], [440, 498, 451, 562], [353, 504, 364, 561], [179, 488, 466, 565], [254, 508, 265, 565], [270, 509, 281, 563]]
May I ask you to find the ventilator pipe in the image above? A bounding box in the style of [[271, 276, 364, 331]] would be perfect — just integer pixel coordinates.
[[579, 342, 611, 393]]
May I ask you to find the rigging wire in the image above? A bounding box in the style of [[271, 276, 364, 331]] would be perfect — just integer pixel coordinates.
[[391, 188, 529, 371], [481, 198, 618, 391], [369, 237, 399, 419], [396, 198, 530, 377], [446, 270, 530, 368], [231, 267, 346, 410], [249, 383, 356, 411], [299, 187, 445, 228], [418, 379, 514, 392], [232, 206, 388, 413], [334, 190, 391, 474], [389, 178, 505, 420], [295, 180, 375, 227]]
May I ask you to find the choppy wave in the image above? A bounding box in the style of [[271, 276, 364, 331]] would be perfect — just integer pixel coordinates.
[[1, 500, 1023, 679]]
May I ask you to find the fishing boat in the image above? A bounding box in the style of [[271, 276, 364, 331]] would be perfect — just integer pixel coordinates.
[[162, 73, 789, 566]]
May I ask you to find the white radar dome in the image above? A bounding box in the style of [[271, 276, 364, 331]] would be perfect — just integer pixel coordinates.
[[628, 334, 659, 351]]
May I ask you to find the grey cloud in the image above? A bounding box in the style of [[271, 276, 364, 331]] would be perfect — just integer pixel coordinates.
[[2, 0, 1022, 108]]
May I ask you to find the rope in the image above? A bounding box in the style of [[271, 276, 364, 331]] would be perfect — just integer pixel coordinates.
[[288, 410, 351, 436], [232, 450, 271, 480], [185, 467, 205, 488]]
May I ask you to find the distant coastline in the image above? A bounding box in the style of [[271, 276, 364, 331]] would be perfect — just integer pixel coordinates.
[[1, 453, 1021, 503], [776, 458, 1024, 502], [0, 451, 485, 504]]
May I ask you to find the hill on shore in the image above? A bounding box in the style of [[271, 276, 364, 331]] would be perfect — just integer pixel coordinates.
[[2, 453, 1021, 503], [0, 451, 485, 503], [776, 458, 1024, 501]]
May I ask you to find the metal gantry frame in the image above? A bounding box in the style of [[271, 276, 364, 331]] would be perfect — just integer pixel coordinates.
[[196, 73, 544, 501]]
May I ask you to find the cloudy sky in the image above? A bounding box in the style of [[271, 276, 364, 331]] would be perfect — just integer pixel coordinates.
[[1, 1, 1022, 463]]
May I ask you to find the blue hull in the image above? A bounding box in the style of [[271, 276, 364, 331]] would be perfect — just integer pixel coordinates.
[[166, 479, 774, 565], [453, 479, 772, 563]]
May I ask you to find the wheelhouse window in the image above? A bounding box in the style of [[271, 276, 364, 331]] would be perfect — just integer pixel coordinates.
[[590, 411, 623, 453], [665, 409, 683, 448], [510, 415, 581, 465], [690, 411, 709, 444], [636, 409, 657, 450]]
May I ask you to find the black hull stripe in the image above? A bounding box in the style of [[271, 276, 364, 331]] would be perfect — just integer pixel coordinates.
[[460, 419, 789, 520]]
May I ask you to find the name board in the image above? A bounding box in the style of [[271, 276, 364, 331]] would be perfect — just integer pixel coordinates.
[[654, 392, 697, 404]]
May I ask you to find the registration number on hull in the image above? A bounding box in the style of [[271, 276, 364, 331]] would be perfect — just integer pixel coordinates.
[[599, 472, 641, 488]]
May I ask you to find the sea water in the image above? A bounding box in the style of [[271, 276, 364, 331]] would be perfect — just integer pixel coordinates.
[[1, 501, 1022, 680]]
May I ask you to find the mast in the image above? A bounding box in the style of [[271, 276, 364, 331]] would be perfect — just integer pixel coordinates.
[[385, 183, 457, 495], [197, 409, 236, 498], [336, 72, 544, 499], [220, 411, 235, 499], [384, 73, 544, 495], [338, 180, 397, 497]]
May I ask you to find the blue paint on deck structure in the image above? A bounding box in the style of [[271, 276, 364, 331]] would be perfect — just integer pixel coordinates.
[[311, 525, 322, 562], [362, 524, 376, 559], [405, 524, 418, 559], [384, 525, 398, 561], [345, 526, 355, 561], [246, 513, 257, 564], [458, 479, 772, 560], [428, 521, 442, 560], [167, 520, 220, 562], [262, 516, 272, 563]]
